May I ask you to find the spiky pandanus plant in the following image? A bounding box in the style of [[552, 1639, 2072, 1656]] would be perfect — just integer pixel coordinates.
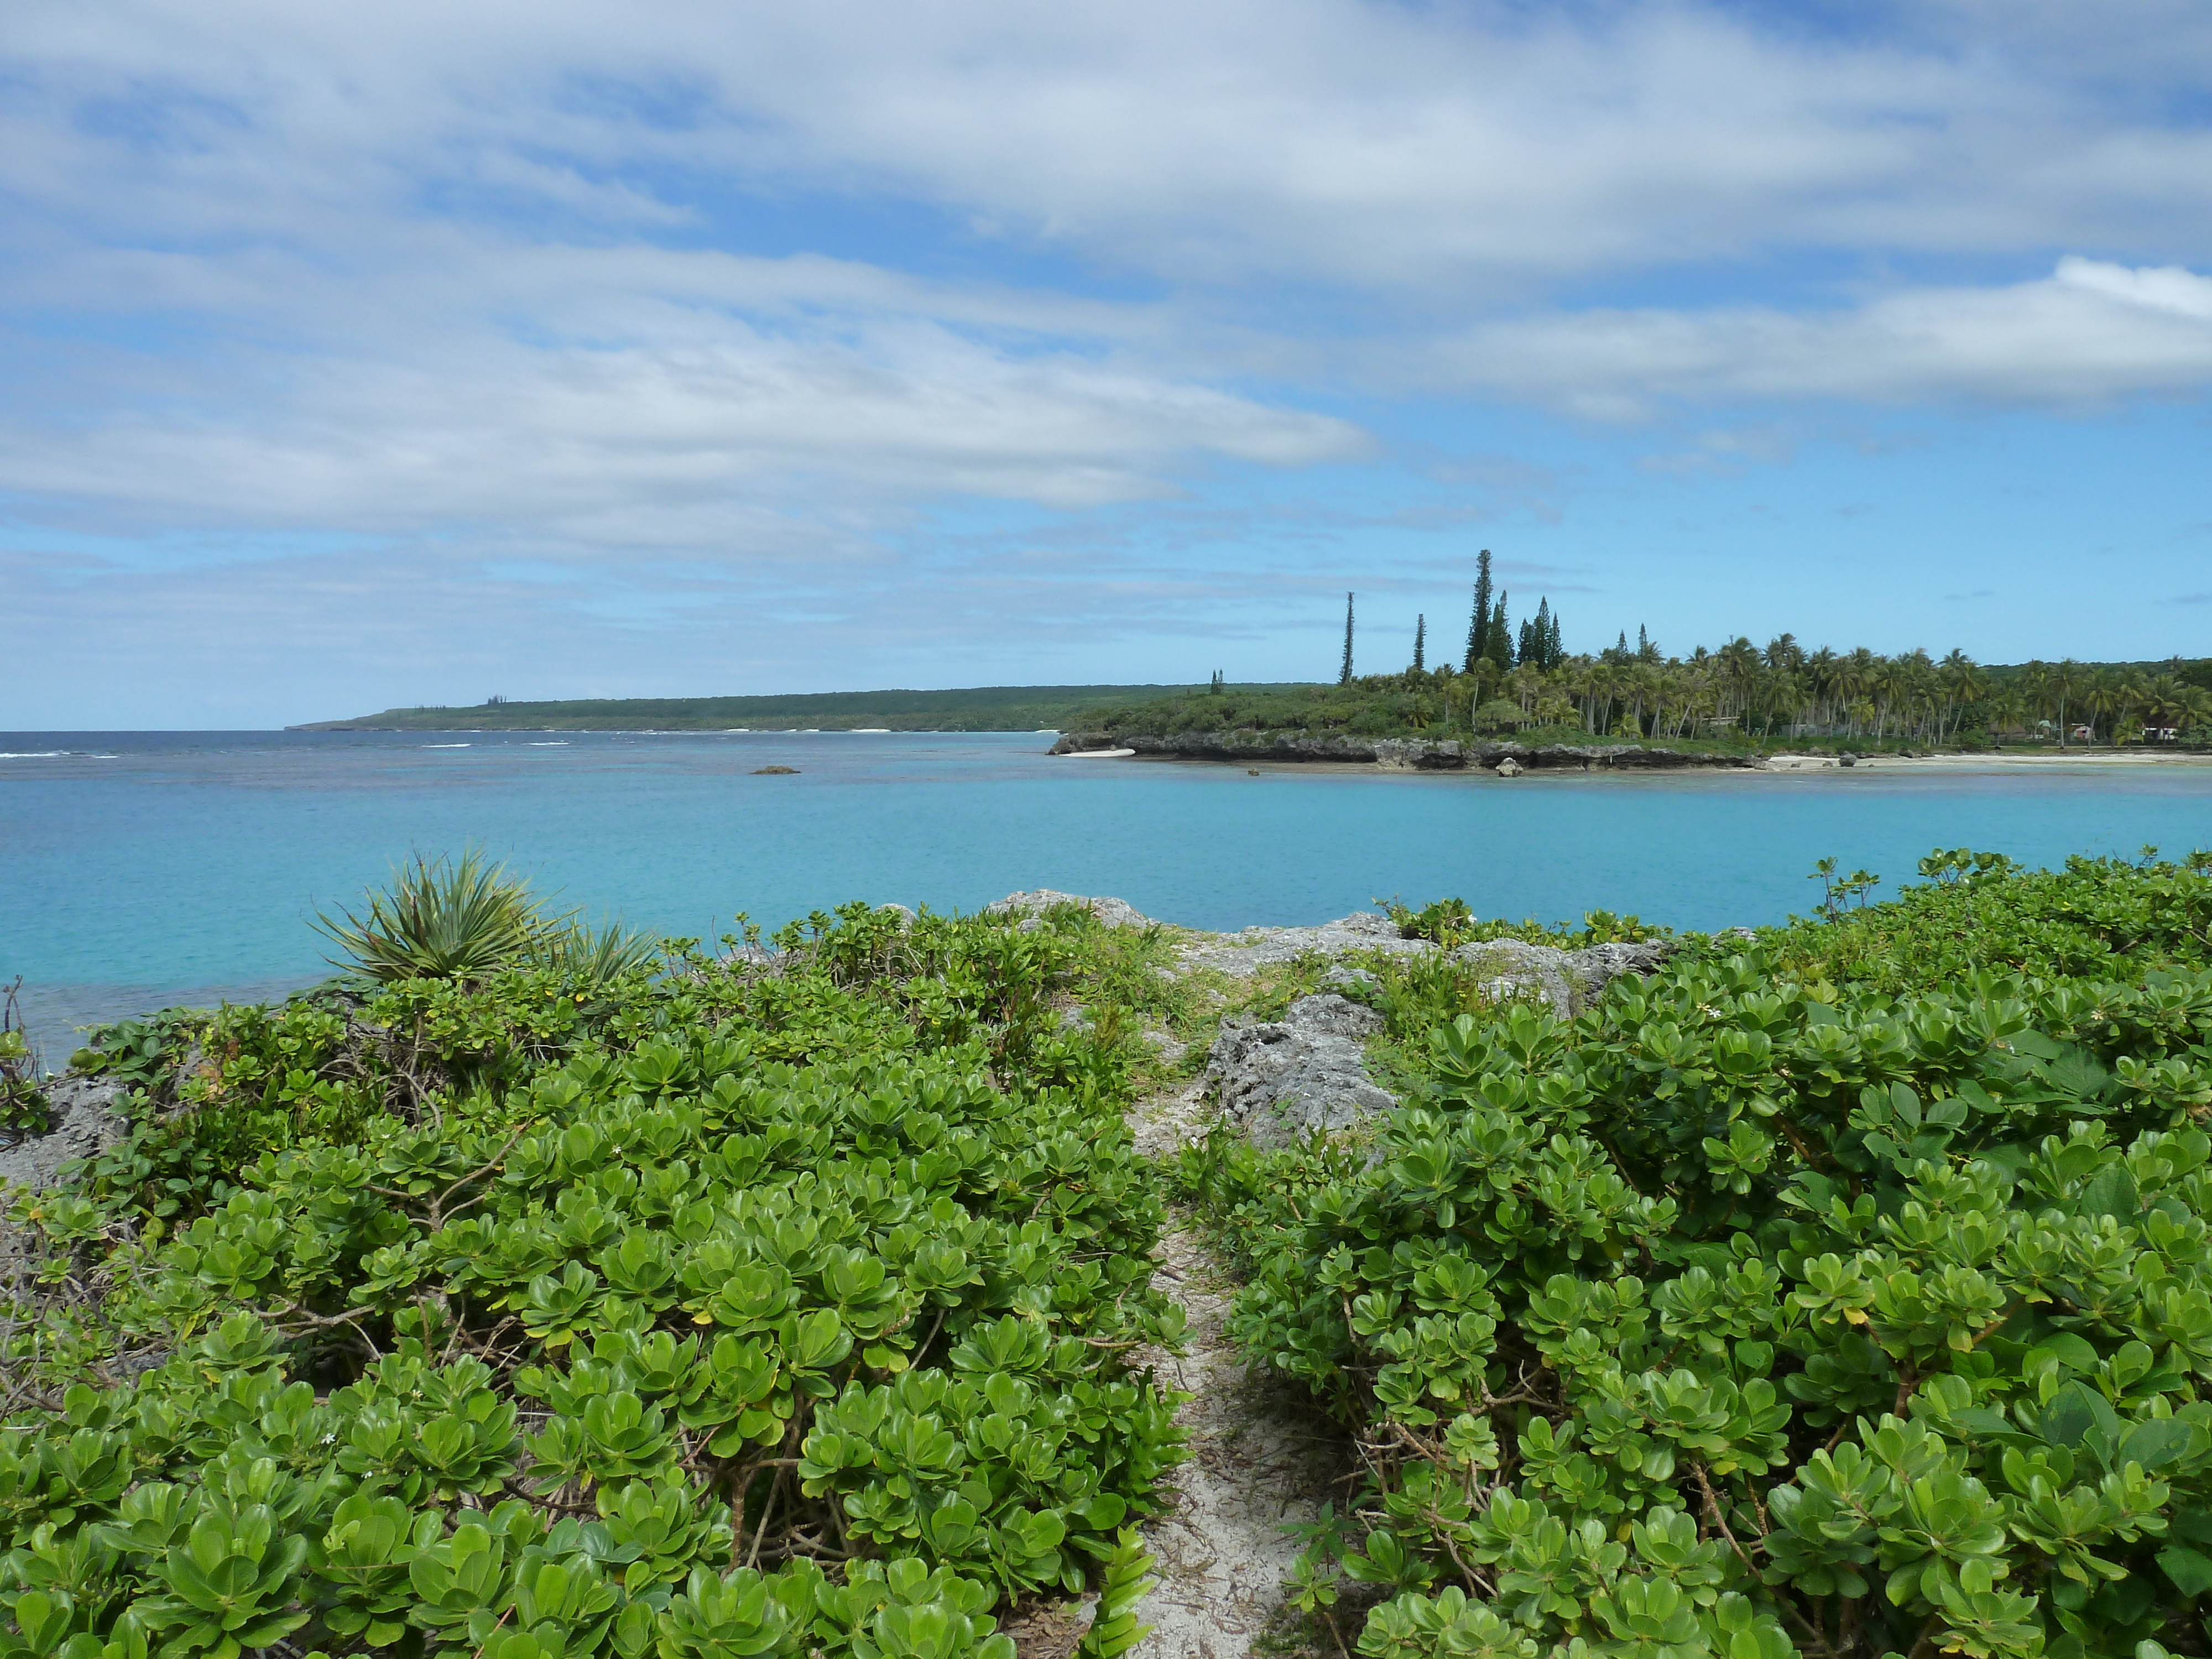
[[315, 849, 549, 984], [319, 851, 665, 987]]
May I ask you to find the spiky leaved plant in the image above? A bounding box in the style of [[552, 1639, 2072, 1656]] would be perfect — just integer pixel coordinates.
[[315, 848, 549, 984], [530, 917, 664, 988]]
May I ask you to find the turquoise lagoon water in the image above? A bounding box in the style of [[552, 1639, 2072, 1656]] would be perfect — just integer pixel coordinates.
[[4, 728, 2210, 1056]]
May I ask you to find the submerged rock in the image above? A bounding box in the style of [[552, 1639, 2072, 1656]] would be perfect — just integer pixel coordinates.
[[1208, 993, 1398, 1150]]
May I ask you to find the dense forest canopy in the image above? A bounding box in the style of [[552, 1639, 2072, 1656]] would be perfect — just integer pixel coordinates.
[[1093, 630, 2212, 750]]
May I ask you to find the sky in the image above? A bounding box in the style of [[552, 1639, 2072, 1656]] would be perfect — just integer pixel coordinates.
[[4, 0, 2210, 728]]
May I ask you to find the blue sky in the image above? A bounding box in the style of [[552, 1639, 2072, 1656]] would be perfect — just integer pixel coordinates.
[[3, 0, 2210, 727]]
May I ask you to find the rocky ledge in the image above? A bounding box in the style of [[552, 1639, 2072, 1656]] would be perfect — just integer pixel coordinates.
[[1202, 932, 1678, 1150], [1051, 729, 1755, 770]]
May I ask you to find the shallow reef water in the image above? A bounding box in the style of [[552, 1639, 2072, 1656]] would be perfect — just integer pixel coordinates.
[[4, 727, 2210, 1050]]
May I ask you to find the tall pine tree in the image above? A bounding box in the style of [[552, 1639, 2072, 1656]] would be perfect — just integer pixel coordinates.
[[1412, 614, 1426, 672], [1520, 597, 1560, 670], [1339, 592, 1355, 685], [1464, 549, 1493, 672], [1488, 592, 1514, 671]]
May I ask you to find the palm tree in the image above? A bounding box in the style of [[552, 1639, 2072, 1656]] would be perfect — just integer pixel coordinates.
[[1937, 650, 1982, 743], [2046, 659, 2091, 747]]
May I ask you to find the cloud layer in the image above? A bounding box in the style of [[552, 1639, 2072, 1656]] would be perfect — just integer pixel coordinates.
[[3, 0, 2210, 719]]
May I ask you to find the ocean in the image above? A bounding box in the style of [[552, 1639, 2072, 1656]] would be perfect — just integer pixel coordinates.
[[4, 728, 2210, 1059]]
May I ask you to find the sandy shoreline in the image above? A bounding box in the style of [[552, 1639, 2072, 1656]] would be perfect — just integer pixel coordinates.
[[1763, 749, 2212, 772], [1124, 747, 2212, 778]]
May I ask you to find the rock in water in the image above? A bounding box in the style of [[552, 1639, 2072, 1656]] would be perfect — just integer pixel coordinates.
[[751, 765, 799, 775], [1208, 994, 1397, 1150], [1495, 756, 1524, 778]]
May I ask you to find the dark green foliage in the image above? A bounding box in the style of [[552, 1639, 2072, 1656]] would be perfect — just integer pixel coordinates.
[[1514, 599, 1563, 673], [1089, 641, 2211, 752], [1468, 552, 1494, 675], [1, 980, 47, 1145], [1415, 617, 1427, 675], [2, 904, 1184, 1659], [1344, 594, 1358, 687], [1188, 853, 2212, 1659]]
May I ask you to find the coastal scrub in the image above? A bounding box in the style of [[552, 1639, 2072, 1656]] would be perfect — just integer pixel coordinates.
[[1, 899, 1186, 1659], [1183, 851, 2212, 1659]]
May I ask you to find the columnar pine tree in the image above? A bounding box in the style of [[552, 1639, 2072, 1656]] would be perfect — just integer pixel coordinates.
[[1488, 591, 1514, 671], [1465, 549, 1493, 672], [1340, 592, 1355, 685], [1521, 597, 1557, 670], [1412, 614, 1426, 672], [1546, 603, 1563, 667]]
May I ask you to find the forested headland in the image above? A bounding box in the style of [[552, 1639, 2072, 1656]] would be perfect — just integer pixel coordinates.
[[292, 685, 1248, 734], [1097, 554, 2212, 753]]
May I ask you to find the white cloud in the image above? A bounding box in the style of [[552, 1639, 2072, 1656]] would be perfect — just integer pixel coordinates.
[[8, 0, 2212, 298], [4, 0, 2212, 726], [1426, 259, 2212, 416], [0, 314, 1366, 535]]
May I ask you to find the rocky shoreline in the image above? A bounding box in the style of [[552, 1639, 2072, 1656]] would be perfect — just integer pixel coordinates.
[[1050, 729, 1756, 770]]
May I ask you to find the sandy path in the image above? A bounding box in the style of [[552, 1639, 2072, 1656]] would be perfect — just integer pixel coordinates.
[[1125, 1057, 1343, 1659]]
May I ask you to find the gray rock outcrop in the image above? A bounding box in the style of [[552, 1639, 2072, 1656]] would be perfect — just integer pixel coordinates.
[[985, 890, 1154, 930], [1051, 731, 1755, 771], [1208, 994, 1398, 1150], [1177, 911, 1433, 977], [1452, 938, 1676, 1018], [0, 1073, 130, 1194]]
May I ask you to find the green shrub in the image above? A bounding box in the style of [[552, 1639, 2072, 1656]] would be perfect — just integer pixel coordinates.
[[1, 904, 1183, 1659], [1192, 853, 2212, 1659]]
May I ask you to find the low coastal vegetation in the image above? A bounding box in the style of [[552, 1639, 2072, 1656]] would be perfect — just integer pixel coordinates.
[[11, 848, 2212, 1659], [1, 874, 1193, 1659], [1184, 848, 2212, 1659]]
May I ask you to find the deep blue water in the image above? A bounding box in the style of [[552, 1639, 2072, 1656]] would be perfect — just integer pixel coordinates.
[[4, 728, 2211, 1059]]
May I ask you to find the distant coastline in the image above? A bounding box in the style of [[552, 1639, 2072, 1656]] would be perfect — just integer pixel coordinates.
[[289, 682, 1298, 734]]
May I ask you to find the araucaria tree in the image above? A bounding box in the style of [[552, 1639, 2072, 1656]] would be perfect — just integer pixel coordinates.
[[1518, 597, 1564, 671], [1413, 614, 1426, 674], [1340, 591, 1356, 685], [1487, 592, 1514, 672], [1465, 550, 1494, 673]]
